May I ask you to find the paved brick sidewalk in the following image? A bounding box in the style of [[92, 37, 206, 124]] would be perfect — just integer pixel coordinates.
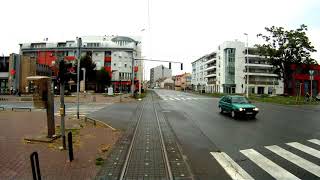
[[0, 111, 120, 180]]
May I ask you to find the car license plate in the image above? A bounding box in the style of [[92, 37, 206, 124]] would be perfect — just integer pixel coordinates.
[[246, 112, 253, 114]]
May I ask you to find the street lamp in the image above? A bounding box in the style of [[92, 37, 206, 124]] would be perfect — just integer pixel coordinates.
[[244, 33, 249, 98], [76, 37, 82, 119]]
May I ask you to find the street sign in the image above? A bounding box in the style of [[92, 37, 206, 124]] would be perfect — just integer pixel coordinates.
[[309, 70, 314, 76]]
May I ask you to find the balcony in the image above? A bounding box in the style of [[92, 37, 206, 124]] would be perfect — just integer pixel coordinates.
[[249, 80, 279, 85], [205, 73, 216, 78], [205, 58, 216, 64], [245, 72, 278, 77], [246, 63, 273, 68], [205, 65, 216, 71]]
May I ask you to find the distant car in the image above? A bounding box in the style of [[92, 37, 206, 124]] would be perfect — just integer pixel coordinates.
[[218, 95, 259, 119]]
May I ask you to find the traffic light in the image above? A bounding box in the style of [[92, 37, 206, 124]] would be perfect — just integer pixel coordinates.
[[169, 62, 171, 69], [58, 60, 76, 84], [181, 63, 183, 70]]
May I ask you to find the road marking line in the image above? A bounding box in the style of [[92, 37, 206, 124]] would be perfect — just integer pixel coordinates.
[[308, 139, 320, 146], [174, 98, 180, 100], [287, 142, 320, 158], [163, 98, 168, 101], [169, 98, 174, 101], [180, 98, 186, 100], [266, 145, 320, 177], [240, 149, 300, 180], [210, 152, 254, 180], [186, 98, 192, 100], [192, 98, 198, 100]]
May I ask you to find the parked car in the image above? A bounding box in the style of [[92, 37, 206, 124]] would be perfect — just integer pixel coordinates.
[[218, 95, 259, 119], [316, 93, 320, 101]]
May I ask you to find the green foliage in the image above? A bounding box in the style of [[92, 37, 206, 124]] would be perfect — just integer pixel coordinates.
[[255, 24, 317, 84], [75, 53, 97, 81], [97, 68, 111, 88]]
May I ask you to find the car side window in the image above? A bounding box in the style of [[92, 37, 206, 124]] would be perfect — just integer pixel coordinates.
[[226, 97, 231, 103]]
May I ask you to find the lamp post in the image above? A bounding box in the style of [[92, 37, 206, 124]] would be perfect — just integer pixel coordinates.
[[244, 33, 249, 98]]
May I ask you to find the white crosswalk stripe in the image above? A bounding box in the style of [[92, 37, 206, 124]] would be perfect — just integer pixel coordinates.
[[308, 139, 320, 146], [158, 95, 211, 101], [266, 145, 320, 177], [287, 142, 320, 158], [210, 152, 254, 180], [240, 149, 300, 180], [211, 139, 320, 180]]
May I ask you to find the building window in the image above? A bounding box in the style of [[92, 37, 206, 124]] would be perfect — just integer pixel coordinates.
[[114, 63, 116, 66], [125, 64, 127, 68]]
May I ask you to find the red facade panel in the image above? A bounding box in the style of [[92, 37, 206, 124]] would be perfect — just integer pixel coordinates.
[[134, 66, 138, 72], [104, 57, 111, 62], [37, 51, 56, 66], [65, 56, 75, 61]]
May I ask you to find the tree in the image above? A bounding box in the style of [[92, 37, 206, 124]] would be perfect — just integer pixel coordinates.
[[96, 68, 111, 92], [255, 24, 317, 93], [75, 53, 97, 81]]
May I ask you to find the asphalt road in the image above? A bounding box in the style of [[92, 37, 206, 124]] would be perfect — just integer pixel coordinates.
[[154, 89, 320, 180]]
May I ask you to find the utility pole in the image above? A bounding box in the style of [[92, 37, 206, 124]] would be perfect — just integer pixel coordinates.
[[59, 59, 66, 149], [76, 37, 82, 119], [131, 51, 135, 96]]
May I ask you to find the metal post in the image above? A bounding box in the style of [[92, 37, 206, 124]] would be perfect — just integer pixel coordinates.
[[131, 51, 135, 96], [139, 62, 142, 94], [68, 132, 74, 162], [60, 82, 66, 149], [76, 38, 82, 119], [245, 33, 249, 98], [82, 68, 86, 92]]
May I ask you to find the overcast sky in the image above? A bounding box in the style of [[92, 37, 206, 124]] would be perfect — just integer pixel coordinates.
[[0, 0, 319, 79]]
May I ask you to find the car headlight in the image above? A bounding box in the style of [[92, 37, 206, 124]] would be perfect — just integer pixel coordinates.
[[253, 107, 259, 111], [239, 108, 244, 111]]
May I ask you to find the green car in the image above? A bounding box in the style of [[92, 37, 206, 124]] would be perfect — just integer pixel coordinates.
[[218, 95, 259, 119]]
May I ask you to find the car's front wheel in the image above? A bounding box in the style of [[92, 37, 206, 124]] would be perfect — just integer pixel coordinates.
[[219, 107, 224, 113], [231, 111, 237, 119]]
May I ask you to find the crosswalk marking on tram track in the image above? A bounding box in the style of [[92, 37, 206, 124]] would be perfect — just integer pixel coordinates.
[[210, 152, 254, 180], [157, 94, 213, 101], [211, 139, 320, 180]]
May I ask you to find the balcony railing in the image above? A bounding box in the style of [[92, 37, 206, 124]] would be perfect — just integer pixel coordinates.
[[249, 81, 279, 85]]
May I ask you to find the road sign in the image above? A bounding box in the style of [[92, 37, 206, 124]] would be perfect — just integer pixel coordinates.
[[309, 70, 314, 76]]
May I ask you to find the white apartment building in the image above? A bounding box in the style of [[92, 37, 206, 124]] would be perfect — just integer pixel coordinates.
[[192, 40, 283, 95], [150, 65, 172, 88], [191, 55, 207, 91]]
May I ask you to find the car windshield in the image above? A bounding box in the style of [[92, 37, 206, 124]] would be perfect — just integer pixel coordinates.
[[232, 97, 249, 104]]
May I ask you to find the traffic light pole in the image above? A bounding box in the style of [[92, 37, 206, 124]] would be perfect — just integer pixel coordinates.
[[60, 77, 66, 149], [76, 38, 82, 119]]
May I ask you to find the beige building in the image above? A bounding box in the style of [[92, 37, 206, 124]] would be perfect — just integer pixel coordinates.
[[8, 54, 51, 94], [175, 73, 192, 91]]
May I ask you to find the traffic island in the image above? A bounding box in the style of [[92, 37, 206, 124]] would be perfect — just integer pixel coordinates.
[[0, 111, 121, 180]]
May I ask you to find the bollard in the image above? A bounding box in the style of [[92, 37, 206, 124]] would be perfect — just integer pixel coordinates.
[[68, 132, 74, 162], [30, 152, 41, 180]]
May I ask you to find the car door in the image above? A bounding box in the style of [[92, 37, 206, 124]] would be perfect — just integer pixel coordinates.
[[225, 97, 232, 112]]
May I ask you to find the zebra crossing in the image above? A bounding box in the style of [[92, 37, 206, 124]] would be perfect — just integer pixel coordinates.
[[158, 94, 210, 101], [211, 139, 320, 180], [54, 103, 108, 117]]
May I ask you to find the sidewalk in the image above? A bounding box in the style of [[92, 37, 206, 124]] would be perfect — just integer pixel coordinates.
[[0, 111, 120, 180]]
